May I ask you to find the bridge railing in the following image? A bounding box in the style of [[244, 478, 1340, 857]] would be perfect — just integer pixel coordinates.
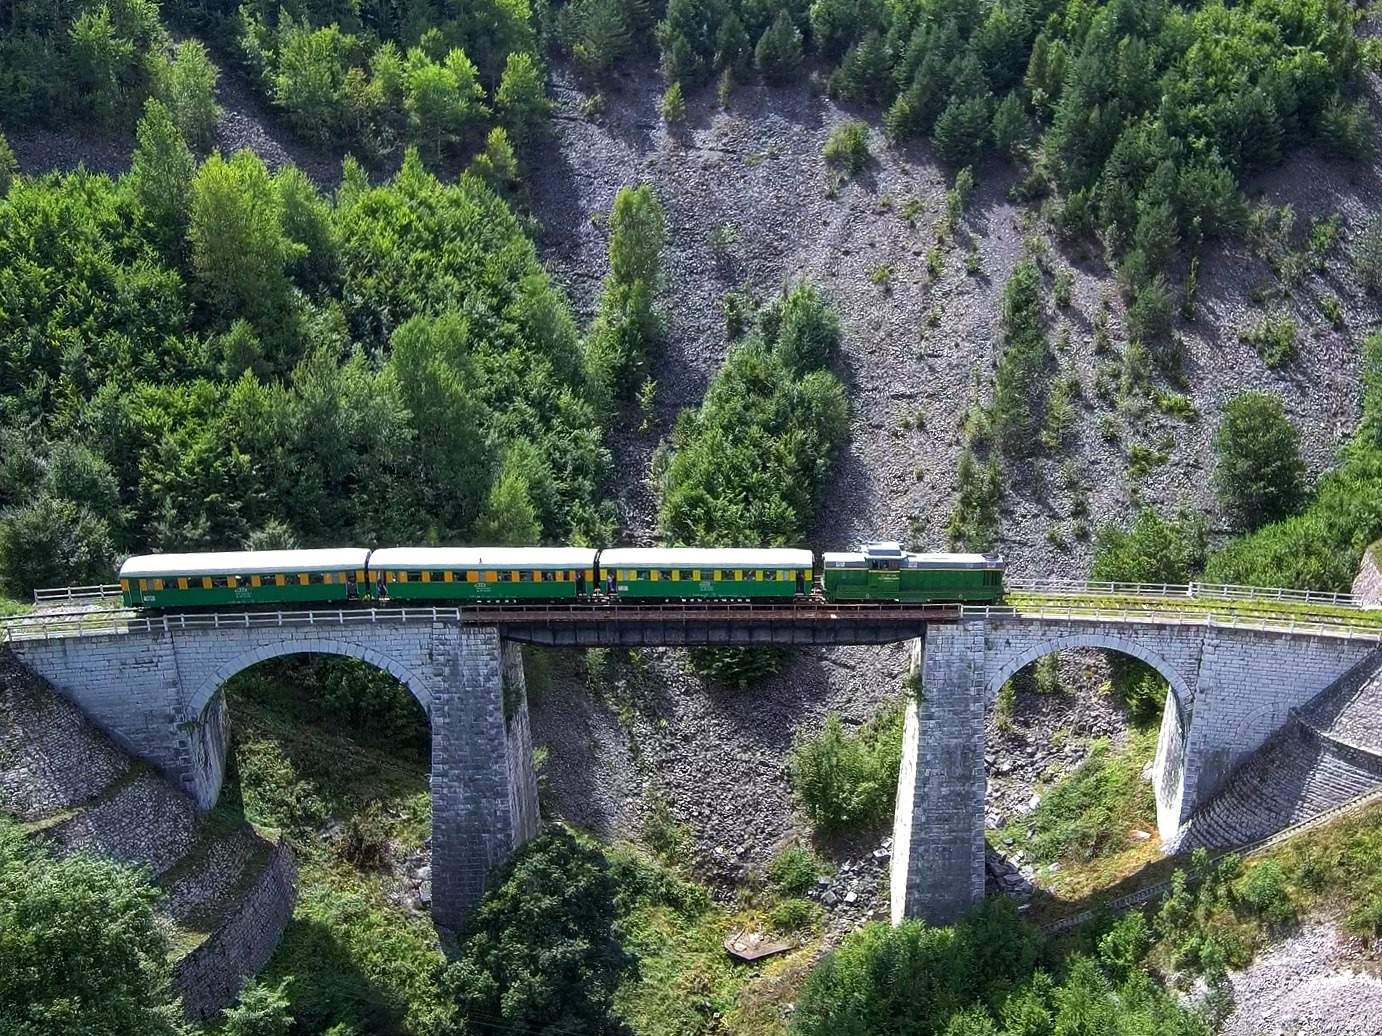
[[965, 602, 1382, 641], [31, 583, 124, 604], [0, 600, 964, 643], [1005, 578, 1359, 608]]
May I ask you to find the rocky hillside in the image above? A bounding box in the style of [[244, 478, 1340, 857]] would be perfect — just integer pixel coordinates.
[[0, 651, 297, 1020]]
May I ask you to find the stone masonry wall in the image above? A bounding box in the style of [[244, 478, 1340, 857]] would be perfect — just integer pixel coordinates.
[[895, 615, 1376, 923], [502, 642, 541, 846], [12, 621, 538, 931], [893, 621, 987, 924], [174, 839, 298, 1020], [1355, 542, 1382, 605]]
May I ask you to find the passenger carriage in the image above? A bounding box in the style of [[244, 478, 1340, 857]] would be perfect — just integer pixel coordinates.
[[367, 547, 598, 601], [119, 549, 371, 608], [597, 547, 814, 599]]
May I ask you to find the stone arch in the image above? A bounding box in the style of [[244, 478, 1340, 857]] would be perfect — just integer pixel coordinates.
[[985, 631, 1194, 723], [186, 638, 434, 723]]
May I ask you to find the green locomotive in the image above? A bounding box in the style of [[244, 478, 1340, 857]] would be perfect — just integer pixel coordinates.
[[822, 542, 1004, 602], [118, 541, 1004, 609]]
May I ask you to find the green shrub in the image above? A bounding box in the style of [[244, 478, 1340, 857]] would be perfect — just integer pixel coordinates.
[[948, 448, 1002, 551], [660, 81, 687, 123], [495, 50, 549, 148], [1214, 391, 1305, 530], [221, 980, 293, 1036], [823, 120, 871, 176], [768, 844, 830, 897], [1235, 861, 1294, 925], [446, 827, 634, 1034], [1240, 311, 1297, 368], [1356, 216, 1382, 295], [1091, 508, 1206, 584], [788, 699, 905, 836], [990, 261, 1050, 456], [0, 817, 185, 1036]]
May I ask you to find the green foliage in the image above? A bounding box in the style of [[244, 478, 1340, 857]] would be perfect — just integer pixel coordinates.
[[755, 11, 803, 84], [788, 699, 905, 836], [0, 133, 15, 198], [0, 494, 116, 596], [1097, 911, 1150, 980], [768, 844, 830, 897], [468, 126, 520, 193], [149, 39, 220, 150], [791, 900, 1059, 1036], [1355, 216, 1382, 295], [1000, 730, 1158, 866], [990, 261, 1049, 457], [1363, 333, 1382, 450], [1235, 860, 1294, 925], [0, 0, 166, 129], [447, 827, 635, 1035], [823, 120, 871, 176], [588, 184, 667, 403], [659, 285, 846, 548], [1091, 508, 1207, 584], [495, 51, 549, 149], [660, 81, 687, 123], [660, 290, 846, 682], [1214, 391, 1305, 530], [221, 980, 294, 1036], [189, 149, 302, 338], [1319, 96, 1376, 161], [948, 447, 1001, 551], [560, 0, 643, 77], [0, 817, 186, 1036], [1240, 311, 1297, 368]]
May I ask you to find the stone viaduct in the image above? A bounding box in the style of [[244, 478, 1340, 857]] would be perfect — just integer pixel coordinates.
[[891, 614, 1380, 924], [6, 602, 1379, 929]]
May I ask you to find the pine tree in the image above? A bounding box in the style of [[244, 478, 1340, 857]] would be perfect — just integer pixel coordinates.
[[754, 11, 802, 84]]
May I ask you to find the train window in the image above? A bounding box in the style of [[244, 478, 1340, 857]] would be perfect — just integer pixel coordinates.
[[519, 571, 533, 582], [744, 569, 757, 581], [659, 569, 674, 581], [498, 571, 512, 582], [211, 576, 228, 588], [405, 571, 420, 582], [680, 569, 694, 581], [306, 573, 323, 585], [430, 570, 446, 582], [635, 569, 651, 580], [236, 575, 251, 587]]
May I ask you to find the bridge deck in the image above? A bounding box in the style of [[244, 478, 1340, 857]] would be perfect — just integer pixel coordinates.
[[4, 579, 1380, 647]]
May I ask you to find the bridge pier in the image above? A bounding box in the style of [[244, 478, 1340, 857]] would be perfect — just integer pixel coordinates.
[[891, 622, 987, 925], [10, 623, 540, 931]]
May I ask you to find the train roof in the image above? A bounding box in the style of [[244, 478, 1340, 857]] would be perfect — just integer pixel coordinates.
[[599, 547, 814, 568], [369, 547, 597, 570], [121, 548, 370, 578]]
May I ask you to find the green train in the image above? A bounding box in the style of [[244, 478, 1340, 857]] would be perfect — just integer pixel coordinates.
[[119, 541, 1005, 610]]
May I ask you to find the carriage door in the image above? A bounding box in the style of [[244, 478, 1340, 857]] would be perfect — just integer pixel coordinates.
[[796, 569, 806, 595], [576, 569, 586, 595]]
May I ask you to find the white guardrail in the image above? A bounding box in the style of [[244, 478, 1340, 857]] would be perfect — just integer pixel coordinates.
[[31, 583, 123, 603], [3, 599, 1382, 645], [1005, 578, 1359, 608]]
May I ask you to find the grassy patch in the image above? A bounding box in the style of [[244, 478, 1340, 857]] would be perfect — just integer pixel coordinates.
[[614, 845, 819, 1036], [995, 728, 1159, 900], [0, 597, 29, 617], [1007, 590, 1382, 631]]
